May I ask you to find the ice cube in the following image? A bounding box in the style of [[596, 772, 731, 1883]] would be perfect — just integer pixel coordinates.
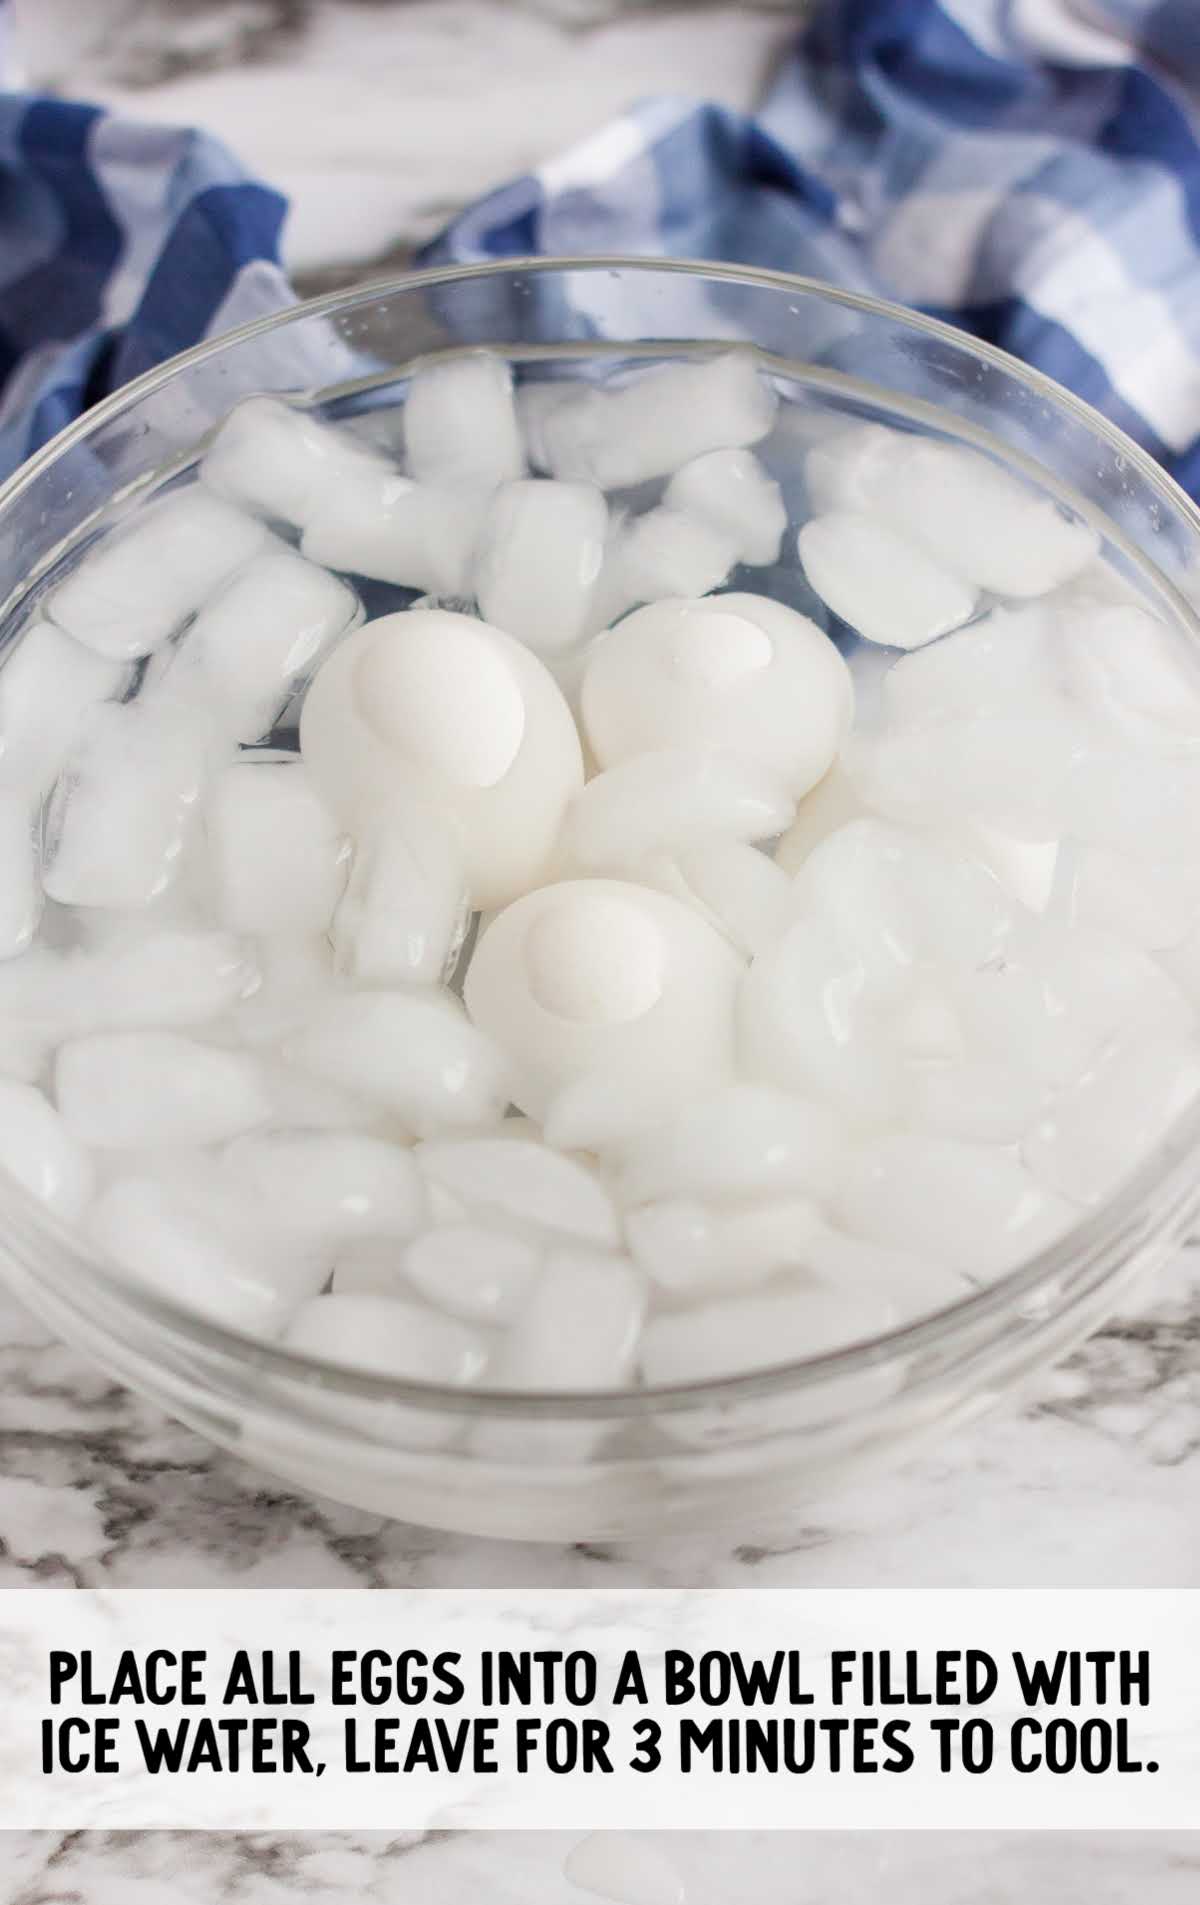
[[91, 1165, 330, 1335], [177, 547, 359, 745], [0, 621, 129, 800], [638, 839, 790, 957], [223, 1131, 425, 1243], [640, 1281, 894, 1384], [805, 422, 906, 515], [799, 1223, 971, 1322], [881, 606, 1054, 730], [1064, 748, 1200, 863], [415, 1135, 619, 1246], [664, 448, 786, 567], [49, 489, 268, 659], [56, 1031, 271, 1148], [581, 592, 853, 798], [810, 427, 1099, 597], [540, 352, 777, 489], [0, 1077, 95, 1221], [257, 1058, 389, 1134], [301, 611, 584, 912], [953, 920, 1194, 1088], [207, 760, 349, 936], [564, 1834, 684, 1905], [464, 879, 742, 1123], [1024, 1033, 1200, 1206], [619, 1082, 845, 1207], [404, 352, 525, 490], [0, 1022, 52, 1084], [557, 749, 795, 880], [282, 1290, 489, 1383], [853, 711, 1087, 842], [833, 1133, 1075, 1277], [626, 1195, 822, 1296], [329, 1238, 404, 1297], [774, 763, 868, 874], [738, 916, 901, 1124], [401, 1222, 542, 1324], [1056, 844, 1200, 951], [473, 479, 607, 654], [228, 933, 332, 1047], [958, 821, 1061, 914], [61, 928, 259, 1032], [516, 382, 578, 470], [543, 1058, 703, 1157], [1060, 601, 1200, 744], [907, 1057, 1044, 1144], [796, 818, 1014, 994], [43, 697, 215, 910], [0, 795, 40, 960], [599, 507, 739, 621], [201, 394, 393, 528], [301, 469, 489, 598], [332, 795, 468, 987], [798, 511, 977, 649], [484, 1247, 644, 1390], [885, 443, 1100, 597], [285, 988, 511, 1136], [0, 948, 69, 1078], [1160, 917, 1200, 1011]]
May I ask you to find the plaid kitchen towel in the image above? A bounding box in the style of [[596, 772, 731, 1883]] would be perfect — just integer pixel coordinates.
[[2, 0, 1200, 499], [0, 7, 290, 477], [427, 0, 1200, 499]]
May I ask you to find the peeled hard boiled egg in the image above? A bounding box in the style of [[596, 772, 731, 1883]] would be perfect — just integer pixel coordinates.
[[580, 591, 853, 797], [299, 608, 583, 910], [463, 878, 744, 1121]]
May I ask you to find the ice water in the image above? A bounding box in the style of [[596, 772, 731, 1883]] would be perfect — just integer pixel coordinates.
[[1, 337, 1198, 1423]]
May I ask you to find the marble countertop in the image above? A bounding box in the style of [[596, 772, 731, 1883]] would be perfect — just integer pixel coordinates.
[[3, 1248, 1198, 1897], [3, 0, 1200, 1896]]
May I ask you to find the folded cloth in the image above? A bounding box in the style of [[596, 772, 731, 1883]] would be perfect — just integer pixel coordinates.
[[1, 0, 1199, 502], [426, 0, 1200, 498], [0, 75, 290, 476]]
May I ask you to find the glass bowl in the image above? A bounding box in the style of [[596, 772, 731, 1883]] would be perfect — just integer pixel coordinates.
[[1, 258, 1199, 1543]]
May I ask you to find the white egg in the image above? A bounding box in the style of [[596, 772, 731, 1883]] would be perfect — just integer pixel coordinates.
[[299, 609, 583, 911], [463, 878, 743, 1122], [580, 591, 853, 797]]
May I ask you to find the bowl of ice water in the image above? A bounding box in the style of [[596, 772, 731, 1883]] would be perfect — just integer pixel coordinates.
[[0, 258, 1198, 1540]]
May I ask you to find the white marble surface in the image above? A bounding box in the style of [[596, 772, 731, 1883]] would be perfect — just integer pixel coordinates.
[[1, 1248, 1198, 1895], [2, 0, 1199, 1896], [14, 0, 801, 281]]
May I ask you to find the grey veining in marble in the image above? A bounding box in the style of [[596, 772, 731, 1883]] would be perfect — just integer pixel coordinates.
[[3, 1256, 1199, 1596], [3, 1244, 1198, 1893], [3, 1826, 1200, 1902], [15, 0, 802, 283]]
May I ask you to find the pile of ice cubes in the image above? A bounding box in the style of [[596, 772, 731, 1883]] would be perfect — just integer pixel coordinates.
[[2, 343, 1198, 1400]]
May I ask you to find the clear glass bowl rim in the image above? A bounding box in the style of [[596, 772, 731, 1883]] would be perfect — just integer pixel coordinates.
[[3, 251, 1200, 1422]]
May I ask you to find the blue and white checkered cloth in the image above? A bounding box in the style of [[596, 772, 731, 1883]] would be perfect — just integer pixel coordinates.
[[2, 0, 1199, 497]]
